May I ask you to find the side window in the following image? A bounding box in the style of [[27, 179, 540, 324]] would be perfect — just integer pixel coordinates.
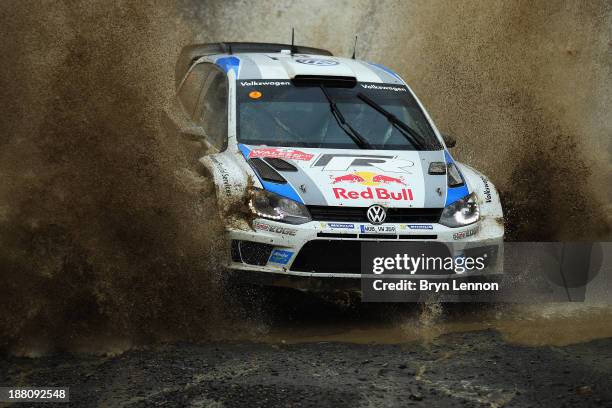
[[198, 69, 228, 150], [177, 63, 213, 118]]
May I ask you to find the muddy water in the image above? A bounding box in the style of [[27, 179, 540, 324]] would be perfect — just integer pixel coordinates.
[[0, 0, 611, 354], [254, 304, 612, 347], [0, 1, 238, 354]]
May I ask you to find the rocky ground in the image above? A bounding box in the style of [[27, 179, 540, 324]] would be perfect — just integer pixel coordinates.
[[2, 329, 612, 407]]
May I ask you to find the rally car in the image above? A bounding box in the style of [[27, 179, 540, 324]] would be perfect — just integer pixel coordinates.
[[165, 42, 504, 290]]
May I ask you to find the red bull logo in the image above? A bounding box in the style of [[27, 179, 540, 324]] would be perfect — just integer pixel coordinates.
[[372, 174, 406, 185], [329, 171, 413, 201], [330, 173, 366, 184], [333, 187, 414, 201], [329, 171, 407, 186]]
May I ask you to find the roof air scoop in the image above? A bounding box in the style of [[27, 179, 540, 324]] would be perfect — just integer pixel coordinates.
[[292, 75, 357, 88], [175, 42, 333, 87]]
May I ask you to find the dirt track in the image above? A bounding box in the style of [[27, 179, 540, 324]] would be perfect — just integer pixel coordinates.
[[2, 329, 611, 407]]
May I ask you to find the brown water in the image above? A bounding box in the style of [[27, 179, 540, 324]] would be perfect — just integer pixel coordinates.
[[0, 1, 234, 354], [0, 0, 610, 354], [256, 304, 612, 347]]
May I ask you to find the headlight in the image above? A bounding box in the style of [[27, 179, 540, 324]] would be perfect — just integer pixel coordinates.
[[248, 188, 311, 225], [439, 192, 480, 227]]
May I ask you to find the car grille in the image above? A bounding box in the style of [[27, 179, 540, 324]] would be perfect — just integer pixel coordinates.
[[232, 239, 497, 275], [290, 240, 362, 273], [291, 240, 454, 274], [291, 240, 448, 274], [307, 206, 442, 223], [231, 240, 273, 266]]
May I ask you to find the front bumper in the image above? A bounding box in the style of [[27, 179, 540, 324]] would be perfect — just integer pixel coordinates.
[[226, 215, 504, 289]]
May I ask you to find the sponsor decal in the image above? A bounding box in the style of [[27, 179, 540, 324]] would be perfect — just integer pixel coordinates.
[[209, 156, 232, 198], [327, 223, 355, 230], [360, 83, 407, 92], [268, 249, 293, 265], [240, 80, 291, 87], [333, 187, 413, 201], [295, 58, 339, 66], [361, 225, 396, 234], [330, 171, 407, 186], [314, 154, 414, 173], [310, 153, 424, 206], [253, 221, 297, 236], [249, 147, 314, 161], [480, 176, 492, 203], [453, 227, 479, 240], [330, 173, 366, 184], [248, 90, 262, 99], [330, 172, 413, 201], [404, 224, 434, 230]]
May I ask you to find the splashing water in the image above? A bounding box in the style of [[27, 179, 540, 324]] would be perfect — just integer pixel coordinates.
[[0, 0, 611, 353], [0, 1, 238, 354]]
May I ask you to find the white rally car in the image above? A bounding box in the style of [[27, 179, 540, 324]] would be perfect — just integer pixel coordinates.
[[167, 42, 504, 290]]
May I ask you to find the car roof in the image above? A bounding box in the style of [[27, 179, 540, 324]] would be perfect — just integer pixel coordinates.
[[202, 52, 405, 85]]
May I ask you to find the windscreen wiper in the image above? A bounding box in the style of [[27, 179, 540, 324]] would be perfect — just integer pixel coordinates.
[[357, 92, 428, 150], [320, 85, 372, 149]]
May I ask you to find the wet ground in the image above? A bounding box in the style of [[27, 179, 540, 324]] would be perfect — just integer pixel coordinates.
[[2, 301, 612, 407], [2, 331, 611, 407]]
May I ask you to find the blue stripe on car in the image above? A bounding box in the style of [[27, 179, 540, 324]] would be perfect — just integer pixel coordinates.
[[238, 143, 251, 158], [367, 62, 403, 81], [215, 56, 241, 76], [238, 144, 305, 204], [444, 150, 470, 206], [260, 180, 303, 203]]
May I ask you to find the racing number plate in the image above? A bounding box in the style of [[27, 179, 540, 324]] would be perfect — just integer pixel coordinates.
[[360, 225, 397, 234]]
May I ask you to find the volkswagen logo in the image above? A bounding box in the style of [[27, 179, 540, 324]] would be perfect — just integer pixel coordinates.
[[295, 58, 339, 66], [367, 205, 387, 225]]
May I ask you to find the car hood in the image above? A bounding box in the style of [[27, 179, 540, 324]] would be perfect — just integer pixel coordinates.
[[238, 145, 451, 208]]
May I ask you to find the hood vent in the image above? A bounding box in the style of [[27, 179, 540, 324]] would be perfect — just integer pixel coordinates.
[[264, 158, 298, 172], [249, 158, 287, 184], [428, 161, 447, 175]]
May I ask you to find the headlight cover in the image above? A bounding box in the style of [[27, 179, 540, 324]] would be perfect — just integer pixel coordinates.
[[439, 192, 480, 227], [248, 188, 311, 225]]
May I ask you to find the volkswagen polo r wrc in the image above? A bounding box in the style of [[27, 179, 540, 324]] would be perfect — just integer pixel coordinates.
[[165, 42, 504, 291]]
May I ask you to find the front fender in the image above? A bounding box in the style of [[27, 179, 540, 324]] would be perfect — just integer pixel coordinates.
[[199, 153, 253, 219], [457, 163, 504, 238], [456, 163, 502, 217]]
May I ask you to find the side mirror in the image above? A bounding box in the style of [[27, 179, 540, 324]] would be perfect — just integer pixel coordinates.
[[442, 133, 457, 148], [179, 123, 208, 141], [161, 100, 210, 139], [161, 100, 212, 154]]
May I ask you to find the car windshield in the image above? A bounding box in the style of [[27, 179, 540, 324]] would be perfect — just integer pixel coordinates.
[[236, 81, 441, 150]]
